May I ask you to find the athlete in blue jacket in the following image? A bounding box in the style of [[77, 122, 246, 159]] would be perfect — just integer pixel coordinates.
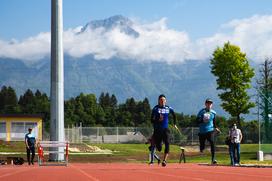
[[196, 98, 220, 164], [151, 94, 177, 167]]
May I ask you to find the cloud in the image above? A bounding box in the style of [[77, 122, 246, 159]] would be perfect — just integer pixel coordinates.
[[0, 32, 50, 64], [1, 14, 272, 64], [222, 15, 272, 61], [194, 14, 272, 62], [64, 17, 191, 63]]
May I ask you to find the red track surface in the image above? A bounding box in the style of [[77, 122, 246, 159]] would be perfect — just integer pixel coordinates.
[[0, 163, 272, 181]]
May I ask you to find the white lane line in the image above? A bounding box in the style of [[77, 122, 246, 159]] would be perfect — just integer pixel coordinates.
[[70, 164, 100, 181], [140, 170, 209, 181], [188, 167, 272, 179], [0, 168, 33, 178]]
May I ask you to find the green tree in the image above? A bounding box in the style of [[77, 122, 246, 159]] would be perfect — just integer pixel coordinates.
[[110, 94, 118, 108], [18, 89, 35, 113], [75, 93, 97, 126], [242, 120, 259, 143], [18, 89, 50, 130], [94, 105, 106, 125], [211, 42, 255, 127], [99, 92, 111, 109], [137, 98, 151, 127], [116, 110, 133, 126], [33, 90, 50, 130], [98, 92, 118, 126], [256, 58, 272, 142], [121, 98, 137, 126], [64, 97, 78, 126], [0, 86, 20, 113]]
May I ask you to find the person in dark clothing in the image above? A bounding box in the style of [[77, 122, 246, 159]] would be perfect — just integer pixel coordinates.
[[147, 135, 161, 165], [25, 128, 36, 165], [151, 94, 177, 167], [196, 98, 220, 164]]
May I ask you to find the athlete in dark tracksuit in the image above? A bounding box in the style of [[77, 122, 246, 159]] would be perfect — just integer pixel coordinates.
[[147, 135, 161, 165], [25, 128, 36, 165], [151, 94, 177, 167]]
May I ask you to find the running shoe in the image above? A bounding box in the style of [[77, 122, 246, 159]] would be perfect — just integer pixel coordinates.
[[162, 160, 167, 167], [212, 160, 217, 164], [157, 159, 161, 165]]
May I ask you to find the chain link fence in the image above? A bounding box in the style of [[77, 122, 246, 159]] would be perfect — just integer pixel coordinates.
[[42, 126, 259, 145]]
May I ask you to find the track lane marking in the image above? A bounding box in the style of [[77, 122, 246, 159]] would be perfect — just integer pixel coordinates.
[[139, 170, 209, 181], [185, 167, 272, 179], [0, 167, 33, 179], [70, 164, 100, 181]]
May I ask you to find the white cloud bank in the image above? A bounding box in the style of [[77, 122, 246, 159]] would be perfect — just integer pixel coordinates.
[[0, 32, 50, 63], [1, 14, 272, 64]]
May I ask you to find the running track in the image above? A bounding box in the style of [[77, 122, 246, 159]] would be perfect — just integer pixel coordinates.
[[0, 163, 271, 181]]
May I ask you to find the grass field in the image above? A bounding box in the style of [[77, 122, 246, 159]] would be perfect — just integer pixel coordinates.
[[1, 141, 272, 165]]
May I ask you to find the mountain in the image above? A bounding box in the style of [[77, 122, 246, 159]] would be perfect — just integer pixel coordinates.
[[0, 55, 224, 115], [0, 15, 258, 118], [80, 15, 139, 38]]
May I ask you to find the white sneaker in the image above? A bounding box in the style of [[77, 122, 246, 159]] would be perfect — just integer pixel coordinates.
[[212, 160, 217, 164]]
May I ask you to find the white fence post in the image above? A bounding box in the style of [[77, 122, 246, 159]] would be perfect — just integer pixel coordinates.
[[80, 122, 82, 143], [191, 127, 194, 145], [67, 125, 69, 142], [97, 127, 99, 143], [116, 127, 119, 143]]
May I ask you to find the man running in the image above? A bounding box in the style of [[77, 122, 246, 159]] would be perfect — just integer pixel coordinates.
[[151, 94, 177, 167], [196, 98, 220, 164], [147, 135, 161, 165]]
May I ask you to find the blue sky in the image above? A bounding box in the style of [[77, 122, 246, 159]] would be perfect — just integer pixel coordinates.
[[1, 0, 272, 64], [1, 0, 272, 40]]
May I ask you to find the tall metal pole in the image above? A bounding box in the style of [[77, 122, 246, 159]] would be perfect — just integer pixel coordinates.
[[258, 92, 261, 152], [257, 89, 264, 161], [50, 0, 64, 161]]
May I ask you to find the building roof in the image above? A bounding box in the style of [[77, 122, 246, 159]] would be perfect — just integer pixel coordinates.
[[0, 114, 43, 118]]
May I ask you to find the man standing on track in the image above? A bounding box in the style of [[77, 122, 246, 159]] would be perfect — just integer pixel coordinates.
[[196, 98, 220, 164], [151, 94, 177, 167], [25, 128, 36, 165]]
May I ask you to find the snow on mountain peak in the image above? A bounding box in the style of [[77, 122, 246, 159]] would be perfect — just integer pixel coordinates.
[[80, 15, 139, 38]]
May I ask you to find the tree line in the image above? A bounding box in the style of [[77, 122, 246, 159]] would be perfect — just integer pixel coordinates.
[[0, 85, 259, 142]]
